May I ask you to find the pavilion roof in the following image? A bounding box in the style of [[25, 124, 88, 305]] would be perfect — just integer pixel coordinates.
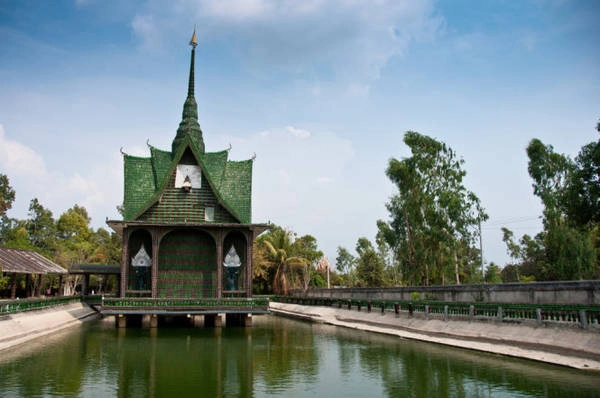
[[0, 247, 67, 275]]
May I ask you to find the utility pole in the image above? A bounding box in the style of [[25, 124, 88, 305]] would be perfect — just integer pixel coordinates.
[[479, 219, 484, 283]]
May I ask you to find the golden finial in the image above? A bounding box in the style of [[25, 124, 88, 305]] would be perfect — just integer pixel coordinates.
[[189, 25, 198, 48]]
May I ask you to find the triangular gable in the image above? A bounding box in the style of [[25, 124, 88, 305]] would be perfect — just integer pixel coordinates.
[[129, 135, 245, 223]]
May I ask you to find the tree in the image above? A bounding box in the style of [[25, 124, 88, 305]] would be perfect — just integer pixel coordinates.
[[294, 234, 323, 292], [378, 131, 487, 286], [335, 246, 357, 286], [484, 262, 502, 284], [26, 198, 57, 256], [523, 136, 598, 280], [258, 226, 307, 295], [0, 174, 15, 217], [355, 237, 385, 287]]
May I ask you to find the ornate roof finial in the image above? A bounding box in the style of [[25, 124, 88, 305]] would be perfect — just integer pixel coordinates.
[[189, 25, 198, 48], [172, 26, 205, 155]]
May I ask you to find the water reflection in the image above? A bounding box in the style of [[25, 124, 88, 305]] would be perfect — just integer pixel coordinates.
[[0, 316, 598, 397]]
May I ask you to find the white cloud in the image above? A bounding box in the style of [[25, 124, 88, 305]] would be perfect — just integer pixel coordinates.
[[0, 125, 47, 177], [285, 125, 311, 139], [131, 0, 443, 89], [131, 14, 162, 52], [0, 125, 122, 229]]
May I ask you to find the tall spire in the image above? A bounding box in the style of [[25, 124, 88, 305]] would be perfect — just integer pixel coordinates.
[[172, 27, 205, 155]]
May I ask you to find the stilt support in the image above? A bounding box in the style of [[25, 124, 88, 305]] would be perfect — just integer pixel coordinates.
[[142, 314, 158, 328], [192, 315, 205, 327]]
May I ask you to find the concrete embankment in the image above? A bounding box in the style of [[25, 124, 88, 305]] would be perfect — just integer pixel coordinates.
[[0, 303, 98, 352], [270, 301, 600, 371]]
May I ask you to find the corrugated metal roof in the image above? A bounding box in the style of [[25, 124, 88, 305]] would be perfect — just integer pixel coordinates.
[[0, 247, 67, 275]]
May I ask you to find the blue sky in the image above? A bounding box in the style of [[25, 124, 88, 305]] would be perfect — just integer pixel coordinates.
[[1, 0, 599, 268]]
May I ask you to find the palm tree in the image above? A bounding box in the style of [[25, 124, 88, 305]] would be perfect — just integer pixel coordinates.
[[260, 227, 307, 295]]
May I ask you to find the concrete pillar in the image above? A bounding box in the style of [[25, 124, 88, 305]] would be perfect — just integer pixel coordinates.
[[205, 314, 224, 327], [443, 305, 449, 322], [425, 305, 429, 320], [216, 231, 224, 298], [120, 231, 129, 298], [497, 306, 503, 322], [469, 305, 475, 321], [117, 315, 127, 328], [536, 308, 543, 325], [151, 232, 159, 298], [580, 310, 588, 329], [142, 314, 158, 328], [246, 230, 254, 297], [192, 315, 205, 327]]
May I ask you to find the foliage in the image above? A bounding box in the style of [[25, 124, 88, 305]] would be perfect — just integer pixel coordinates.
[[253, 225, 325, 295], [504, 123, 600, 281], [335, 246, 357, 286], [26, 198, 57, 257], [354, 237, 385, 287], [378, 131, 487, 286], [0, 173, 15, 217], [484, 262, 502, 284], [0, 179, 122, 297]]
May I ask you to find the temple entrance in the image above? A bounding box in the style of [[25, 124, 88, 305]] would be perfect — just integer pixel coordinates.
[[158, 230, 216, 298]]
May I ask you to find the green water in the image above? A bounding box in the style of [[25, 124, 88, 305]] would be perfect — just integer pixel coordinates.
[[0, 315, 598, 397]]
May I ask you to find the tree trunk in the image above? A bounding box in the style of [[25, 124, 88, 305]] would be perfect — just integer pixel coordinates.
[[454, 250, 460, 285]]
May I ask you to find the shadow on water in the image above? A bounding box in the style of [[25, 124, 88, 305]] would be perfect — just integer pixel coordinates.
[[0, 315, 598, 397]]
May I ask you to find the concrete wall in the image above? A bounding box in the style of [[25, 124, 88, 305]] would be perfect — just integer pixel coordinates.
[[290, 280, 600, 305]]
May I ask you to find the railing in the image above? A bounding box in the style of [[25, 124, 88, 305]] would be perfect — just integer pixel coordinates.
[[0, 296, 82, 315], [273, 296, 600, 330], [101, 297, 270, 314]]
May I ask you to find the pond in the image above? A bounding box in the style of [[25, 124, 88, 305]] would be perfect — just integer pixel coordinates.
[[0, 315, 598, 397]]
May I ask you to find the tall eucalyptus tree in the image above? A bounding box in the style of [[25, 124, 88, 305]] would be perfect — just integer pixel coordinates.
[[378, 131, 487, 286]]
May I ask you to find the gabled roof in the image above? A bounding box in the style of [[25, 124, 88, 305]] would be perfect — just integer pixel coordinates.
[[122, 135, 253, 224], [119, 31, 254, 225], [0, 247, 67, 274]]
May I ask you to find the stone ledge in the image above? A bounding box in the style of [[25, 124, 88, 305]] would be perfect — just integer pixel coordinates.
[[269, 301, 600, 371]]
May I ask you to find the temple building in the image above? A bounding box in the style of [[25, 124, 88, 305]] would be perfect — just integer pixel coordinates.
[[105, 30, 269, 326]]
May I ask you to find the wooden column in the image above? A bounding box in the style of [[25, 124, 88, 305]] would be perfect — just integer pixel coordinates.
[[10, 273, 17, 299], [246, 229, 254, 297], [151, 230, 159, 298], [82, 274, 89, 297], [35, 274, 43, 297], [120, 229, 129, 298], [216, 230, 224, 298], [25, 274, 32, 298]]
